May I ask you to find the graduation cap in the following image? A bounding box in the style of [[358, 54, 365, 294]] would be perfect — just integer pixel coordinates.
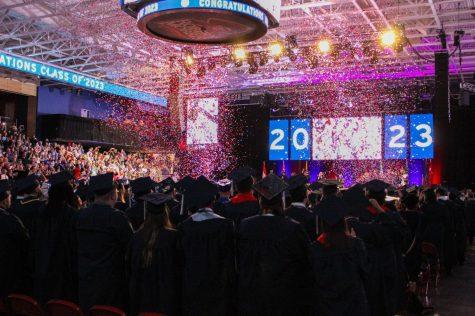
[[287, 174, 308, 191], [14, 174, 40, 193], [157, 177, 175, 194], [48, 170, 73, 187], [309, 181, 324, 192], [217, 179, 232, 192], [342, 184, 369, 207], [130, 177, 159, 195], [89, 173, 115, 194], [315, 196, 348, 226], [253, 173, 288, 201], [0, 179, 11, 199], [230, 166, 255, 184], [140, 192, 173, 214], [321, 179, 342, 187], [364, 179, 391, 193], [406, 186, 418, 194], [185, 177, 218, 209], [175, 176, 195, 193]]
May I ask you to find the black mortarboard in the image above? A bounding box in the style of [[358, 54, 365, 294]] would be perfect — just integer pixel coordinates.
[[364, 179, 391, 193], [342, 184, 370, 208], [14, 174, 40, 193], [175, 176, 195, 193], [321, 179, 342, 187], [406, 186, 418, 194], [140, 192, 173, 214], [130, 177, 159, 195], [48, 170, 73, 186], [157, 177, 175, 194], [309, 181, 324, 192], [448, 187, 460, 196], [287, 174, 308, 191], [0, 179, 11, 195], [89, 173, 115, 194], [253, 173, 288, 201], [217, 179, 232, 192], [230, 166, 255, 184], [185, 177, 218, 209], [315, 196, 348, 226]]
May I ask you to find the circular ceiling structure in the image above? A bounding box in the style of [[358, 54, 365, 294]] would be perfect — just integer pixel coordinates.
[[122, 0, 280, 44]]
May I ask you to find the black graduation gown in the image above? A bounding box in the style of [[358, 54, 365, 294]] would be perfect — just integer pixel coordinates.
[[347, 211, 401, 316], [127, 229, 182, 316], [169, 201, 188, 227], [34, 205, 78, 304], [237, 215, 313, 316], [178, 215, 236, 316], [449, 200, 467, 264], [465, 200, 475, 240], [285, 204, 317, 240], [11, 196, 46, 294], [400, 210, 424, 281], [222, 200, 260, 231], [0, 209, 29, 299], [419, 201, 446, 256], [76, 204, 133, 310], [309, 237, 369, 316], [126, 201, 145, 231]]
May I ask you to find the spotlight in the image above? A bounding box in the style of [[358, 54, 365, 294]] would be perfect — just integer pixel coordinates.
[[259, 51, 268, 66], [269, 41, 284, 61], [285, 35, 298, 49], [248, 53, 259, 74], [183, 48, 194, 66], [317, 40, 331, 54], [380, 29, 397, 47], [197, 63, 206, 78], [233, 47, 247, 61]]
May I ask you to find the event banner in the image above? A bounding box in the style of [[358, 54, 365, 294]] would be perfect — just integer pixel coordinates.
[[269, 114, 434, 161], [0, 50, 167, 106]]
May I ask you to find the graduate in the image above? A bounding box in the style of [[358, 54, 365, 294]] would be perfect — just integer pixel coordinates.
[[310, 195, 369, 316], [222, 166, 260, 230], [285, 174, 317, 240], [169, 176, 195, 226], [126, 176, 159, 231], [344, 183, 401, 316], [127, 192, 182, 316], [76, 173, 133, 311], [11, 174, 45, 294], [213, 178, 232, 216], [177, 176, 236, 316], [0, 179, 29, 301], [400, 193, 423, 282], [34, 171, 78, 304], [237, 174, 313, 316]]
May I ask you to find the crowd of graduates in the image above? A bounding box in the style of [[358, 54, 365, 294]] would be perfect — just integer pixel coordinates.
[[1, 160, 475, 316]]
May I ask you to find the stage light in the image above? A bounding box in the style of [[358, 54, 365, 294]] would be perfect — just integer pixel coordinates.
[[259, 51, 268, 66], [269, 41, 284, 61], [317, 40, 331, 54], [380, 29, 397, 47], [183, 48, 194, 66], [248, 53, 259, 74], [233, 47, 247, 61]]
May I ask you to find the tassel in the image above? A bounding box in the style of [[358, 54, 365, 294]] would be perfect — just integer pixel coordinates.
[[180, 194, 185, 215]]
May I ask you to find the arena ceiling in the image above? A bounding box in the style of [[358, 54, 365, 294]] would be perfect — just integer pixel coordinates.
[[1, 0, 475, 97]]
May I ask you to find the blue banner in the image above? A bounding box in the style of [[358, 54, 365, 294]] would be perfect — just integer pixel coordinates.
[[269, 120, 289, 161], [137, 0, 269, 27], [410, 114, 434, 159], [290, 119, 311, 160], [384, 115, 408, 159], [0, 50, 167, 106]]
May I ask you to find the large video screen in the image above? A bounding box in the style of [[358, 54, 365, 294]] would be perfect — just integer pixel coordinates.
[[312, 117, 382, 160], [186, 98, 218, 146]]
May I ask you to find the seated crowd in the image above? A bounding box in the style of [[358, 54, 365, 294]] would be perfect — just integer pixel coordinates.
[[1, 131, 475, 316]]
